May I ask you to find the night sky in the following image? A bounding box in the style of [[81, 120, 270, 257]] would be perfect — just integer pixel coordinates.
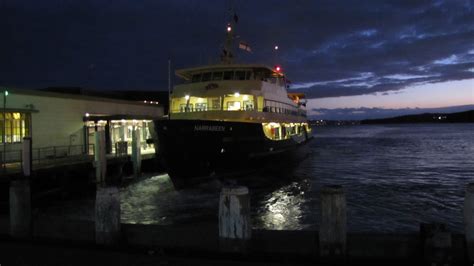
[[1, 0, 473, 119]]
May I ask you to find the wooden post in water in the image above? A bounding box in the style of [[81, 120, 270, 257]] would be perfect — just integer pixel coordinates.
[[319, 185, 347, 259], [464, 183, 474, 262], [10, 137, 33, 238], [131, 127, 141, 178], [95, 186, 121, 245], [22, 137, 32, 177], [94, 131, 121, 245], [9, 179, 31, 238], [94, 130, 106, 187], [218, 186, 251, 253]]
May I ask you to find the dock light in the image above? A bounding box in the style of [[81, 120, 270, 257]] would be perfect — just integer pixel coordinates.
[[234, 92, 240, 97], [184, 95, 190, 100]]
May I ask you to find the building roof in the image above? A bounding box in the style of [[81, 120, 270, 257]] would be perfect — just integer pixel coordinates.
[[7, 87, 166, 108]]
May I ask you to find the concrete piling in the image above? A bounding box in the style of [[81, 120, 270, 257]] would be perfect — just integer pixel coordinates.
[[319, 185, 347, 258], [131, 128, 142, 178], [95, 186, 121, 245], [464, 183, 474, 262], [9, 179, 32, 238], [218, 186, 251, 253], [94, 130, 106, 186]]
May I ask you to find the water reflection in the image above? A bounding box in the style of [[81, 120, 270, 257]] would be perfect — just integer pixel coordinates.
[[120, 173, 220, 225], [254, 180, 310, 230], [120, 173, 176, 225]]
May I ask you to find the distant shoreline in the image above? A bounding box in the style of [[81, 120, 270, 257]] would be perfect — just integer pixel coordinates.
[[310, 110, 474, 126], [360, 110, 473, 124]]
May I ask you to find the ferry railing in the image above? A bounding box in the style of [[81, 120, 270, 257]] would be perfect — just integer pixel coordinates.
[[263, 99, 307, 117], [170, 100, 306, 117], [172, 106, 223, 113]]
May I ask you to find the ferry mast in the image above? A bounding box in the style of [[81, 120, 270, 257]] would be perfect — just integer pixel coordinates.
[[221, 9, 237, 64]]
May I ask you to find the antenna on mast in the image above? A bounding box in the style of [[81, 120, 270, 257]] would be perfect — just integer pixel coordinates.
[[221, 3, 238, 64]]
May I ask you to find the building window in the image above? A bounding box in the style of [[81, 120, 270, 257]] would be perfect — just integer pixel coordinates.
[[0, 112, 30, 143]]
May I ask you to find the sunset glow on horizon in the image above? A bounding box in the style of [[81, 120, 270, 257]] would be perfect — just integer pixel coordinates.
[[311, 79, 474, 110]]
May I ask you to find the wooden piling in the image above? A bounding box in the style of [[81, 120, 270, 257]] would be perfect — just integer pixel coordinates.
[[94, 130, 106, 186], [319, 185, 347, 258], [9, 179, 31, 238], [464, 183, 474, 262], [131, 128, 141, 178], [95, 186, 121, 245], [22, 137, 32, 177], [218, 186, 251, 253]]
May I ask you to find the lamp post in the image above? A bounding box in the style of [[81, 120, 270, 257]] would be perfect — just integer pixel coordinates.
[[2, 89, 8, 173]]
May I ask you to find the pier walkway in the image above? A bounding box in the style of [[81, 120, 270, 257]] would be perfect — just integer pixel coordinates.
[[0, 145, 155, 176]]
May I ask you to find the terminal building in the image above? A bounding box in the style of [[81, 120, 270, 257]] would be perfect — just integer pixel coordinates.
[[0, 88, 165, 166]]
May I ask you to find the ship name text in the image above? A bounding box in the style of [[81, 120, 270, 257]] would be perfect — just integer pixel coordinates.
[[194, 125, 225, 132]]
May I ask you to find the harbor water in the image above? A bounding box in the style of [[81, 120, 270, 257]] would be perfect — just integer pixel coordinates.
[[41, 124, 474, 233]]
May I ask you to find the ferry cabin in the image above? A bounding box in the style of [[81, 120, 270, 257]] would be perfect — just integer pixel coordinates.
[[169, 64, 311, 141]]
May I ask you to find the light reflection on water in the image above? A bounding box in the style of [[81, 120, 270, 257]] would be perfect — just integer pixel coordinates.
[[254, 180, 309, 230], [40, 124, 474, 233]]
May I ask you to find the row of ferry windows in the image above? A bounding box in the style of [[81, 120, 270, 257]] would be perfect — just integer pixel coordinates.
[[179, 101, 255, 112], [191, 71, 255, 83], [262, 123, 310, 141]]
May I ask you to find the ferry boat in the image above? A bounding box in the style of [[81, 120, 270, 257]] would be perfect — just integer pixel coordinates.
[[154, 13, 312, 183]]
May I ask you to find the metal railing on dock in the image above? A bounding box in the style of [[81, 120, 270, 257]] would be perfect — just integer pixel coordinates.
[[1, 142, 155, 175], [1, 144, 94, 174]]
